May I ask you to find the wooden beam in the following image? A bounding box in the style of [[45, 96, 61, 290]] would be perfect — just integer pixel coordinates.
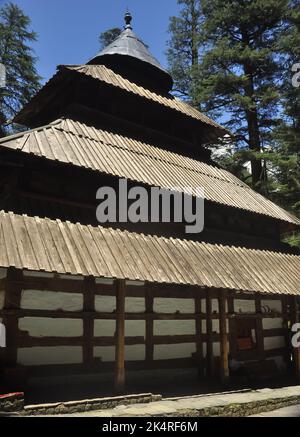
[[115, 279, 126, 393], [262, 328, 287, 337], [3, 268, 23, 366], [0, 308, 210, 320], [195, 296, 203, 375], [206, 291, 214, 377], [219, 290, 229, 382], [16, 335, 145, 347], [83, 277, 95, 365], [281, 296, 291, 366], [255, 294, 264, 356], [20, 275, 115, 294], [227, 295, 237, 357], [16, 333, 226, 348], [153, 334, 196, 344], [228, 312, 288, 319], [145, 286, 154, 362]]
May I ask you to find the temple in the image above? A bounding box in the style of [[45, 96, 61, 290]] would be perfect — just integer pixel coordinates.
[[0, 12, 299, 398]]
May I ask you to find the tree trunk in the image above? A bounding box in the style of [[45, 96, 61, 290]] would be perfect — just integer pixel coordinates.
[[0, 109, 6, 138], [242, 32, 264, 191], [245, 105, 264, 189], [190, 0, 200, 108]]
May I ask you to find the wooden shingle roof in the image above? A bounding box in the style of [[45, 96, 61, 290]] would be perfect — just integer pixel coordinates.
[[65, 65, 225, 132], [0, 210, 299, 295], [1, 118, 299, 226], [14, 64, 227, 142]]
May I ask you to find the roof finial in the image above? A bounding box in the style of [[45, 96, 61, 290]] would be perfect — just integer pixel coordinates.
[[124, 10, 132, 29]]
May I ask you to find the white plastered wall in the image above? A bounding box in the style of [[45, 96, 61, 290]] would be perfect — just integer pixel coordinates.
[[125, 345, 145, 361], [17, 347, 82, 365], [17, 280, 84, 366], [18, 317, 83, 337], [94, 319, 116, 337], [234, 299, 256, 313], [126, 297, 145, 313], [125, 320, 146, 338], [262, 317, 283, 330], [261, 299, 285, 365], [95, 295, 116, 312], [153, 320, 196, 336], [261, 299, 282, 313], [20, 290, 83, 311], [153, 298, 195, 314], [152, 297, 196, 359]]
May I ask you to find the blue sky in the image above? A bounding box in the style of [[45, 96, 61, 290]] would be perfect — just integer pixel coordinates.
[[3, 0, 180, 83]]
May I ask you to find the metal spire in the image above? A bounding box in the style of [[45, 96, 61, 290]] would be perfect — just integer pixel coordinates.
[[124, 10, 132, 29]]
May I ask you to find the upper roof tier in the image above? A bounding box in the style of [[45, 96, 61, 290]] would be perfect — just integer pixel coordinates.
[[12, 12, 227, 145], [87, 12, 173, 93]]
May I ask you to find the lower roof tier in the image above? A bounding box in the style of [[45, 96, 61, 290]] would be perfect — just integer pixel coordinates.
[[0, 210, 299, 295]]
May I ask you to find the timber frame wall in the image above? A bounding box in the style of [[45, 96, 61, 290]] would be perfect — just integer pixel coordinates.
[[0, 267, 299, 389]]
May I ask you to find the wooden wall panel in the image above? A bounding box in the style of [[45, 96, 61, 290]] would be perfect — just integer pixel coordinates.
[[83, 277, 95, 365], [3, 268, 22, 366], [115, 279, 125, 391], [0, 271, 290, 379]]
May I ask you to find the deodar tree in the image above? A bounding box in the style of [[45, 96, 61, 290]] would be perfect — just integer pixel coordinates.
[[0, 2, 41, 137], [198, 0, 289, 191], [167, 0, 203, 108]]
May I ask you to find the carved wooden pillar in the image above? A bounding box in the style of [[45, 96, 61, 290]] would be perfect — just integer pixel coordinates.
[[3, 268, 23, 367], [83, 276, 95, 366], [145, 285, 154, 363], [206, 290, 214, 377], [195, 295, 203, 376], [219, 289, 229, 382]]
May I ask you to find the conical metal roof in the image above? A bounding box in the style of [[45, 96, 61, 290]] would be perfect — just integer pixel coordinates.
[[96, 27, 164, 71], [88, 12, 173, 93]]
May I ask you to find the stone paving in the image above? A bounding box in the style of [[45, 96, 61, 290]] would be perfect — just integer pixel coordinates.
[[44, 385, 300, 417], [251, 404, 300, 417]]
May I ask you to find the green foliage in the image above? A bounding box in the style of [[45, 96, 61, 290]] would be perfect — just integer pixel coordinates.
[[283, 232, 300, 248], [267, 1, 300, 219], [198, 0, 289, 189], [0, 2, 41, 137], [269, 132, 300, 216], [99, 27, 122, 50], [166, 0, 203, 107], [167, 0, 300, 247]]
